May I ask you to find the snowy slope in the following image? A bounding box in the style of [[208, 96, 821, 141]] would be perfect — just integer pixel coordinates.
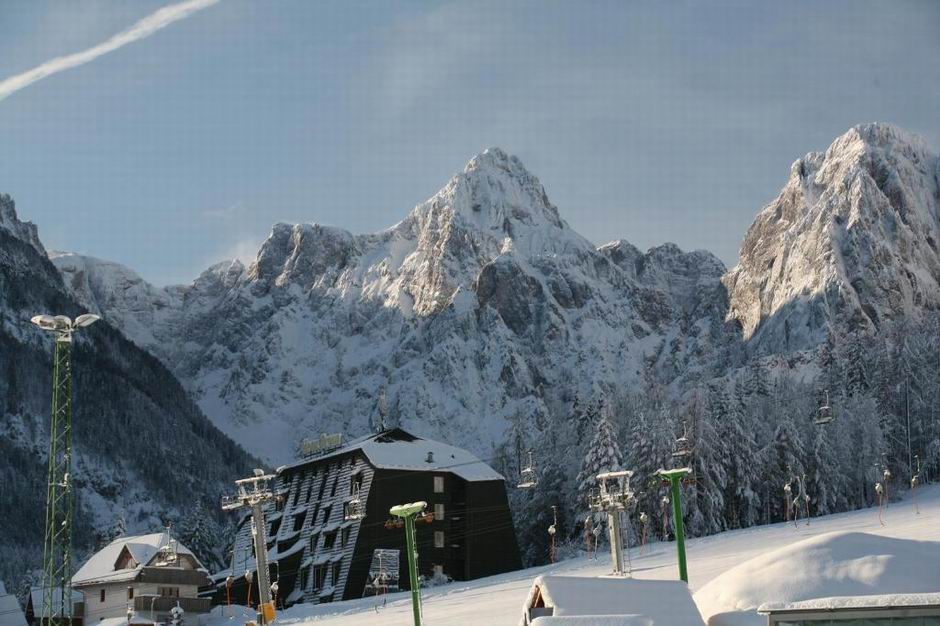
[[724, 123, 940, 353], [54, 148, 730, 462], [208, 484, 940, 625]]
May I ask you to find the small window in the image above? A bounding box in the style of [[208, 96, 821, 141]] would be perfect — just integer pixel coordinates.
[[100, 589, 105, 603], [309, 533, 319, 551], [322, 505, 332, 525], [350, 472, 363, 495], [330, 475, 338, 498], [434, 531, 444, 548], [341, 527, 350, 548], [293, 511, 307, 532], [313, 564, 327, 590], [300, 565, 310, 591], [318, 469, 329, 500], [331, 560, 342, 587], [127, 587, 134, 600], [324, 531, 337, 550], [434, 503, 445, 521], [433, 476, 444, 493]]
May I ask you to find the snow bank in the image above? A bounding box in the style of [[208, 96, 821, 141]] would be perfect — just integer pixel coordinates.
[[521, 576, 704, 625], [694, 531, 940, 626], [531, 617, 653, 626]]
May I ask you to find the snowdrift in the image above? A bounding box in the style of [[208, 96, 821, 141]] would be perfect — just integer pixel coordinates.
[[694, 531, 940, 626]]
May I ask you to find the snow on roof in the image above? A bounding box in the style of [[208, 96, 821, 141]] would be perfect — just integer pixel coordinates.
[[0, 589, 27, 626], [523, 576, 704, 625], [532, 617, 654, 626], [285, 428, 503, 482], [27, 589, 83, 618], [72, 531, 203, 586], [759, 592, 940, 613], [695, 531, 940, 626]]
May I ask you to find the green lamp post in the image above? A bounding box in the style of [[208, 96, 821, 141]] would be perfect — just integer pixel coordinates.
[[390, 501, 428, 626], [657, 467, 691, 583]]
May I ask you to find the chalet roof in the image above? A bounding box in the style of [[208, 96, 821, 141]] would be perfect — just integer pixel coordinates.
[[284, 428, 503, 482], [72, 531, 205, 586], [0, 584, 27, 626], [523, 576, 704, 625], [27, 588, 83, 618]]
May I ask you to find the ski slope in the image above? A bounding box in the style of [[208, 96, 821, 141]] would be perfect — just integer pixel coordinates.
[[207, 484, 940, 626]]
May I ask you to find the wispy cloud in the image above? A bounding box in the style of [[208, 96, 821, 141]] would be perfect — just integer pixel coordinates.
[[0, 0, 220, 103]]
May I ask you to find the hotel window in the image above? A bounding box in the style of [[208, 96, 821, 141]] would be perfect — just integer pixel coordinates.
[[434, 503, 445, 521], [322, 505, 332, 525], [292, 472, 304, 506], [127, 588, 133, 600], [434, 531, 445, 548], [317, 468, 329, 500], [309, 532, 320, 552], [100, 589, 105, 603], [433, 476, 444, 493], [293, 510, 307, 532], [324, 531, 337, 550], [313, 564, 327, 590], [330, 475, 339, 497], [341, 527, 350, 548], [300, 565, 310, 591], [331, 560, 342, 587]]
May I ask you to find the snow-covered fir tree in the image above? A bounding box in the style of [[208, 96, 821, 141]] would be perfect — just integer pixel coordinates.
[[576, 407, 624, 517]]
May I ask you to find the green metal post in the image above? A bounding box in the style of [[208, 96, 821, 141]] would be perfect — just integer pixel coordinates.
[[391, 502, 427, 626], [658, 468, 691, 583], [43, 335, 74, 626]]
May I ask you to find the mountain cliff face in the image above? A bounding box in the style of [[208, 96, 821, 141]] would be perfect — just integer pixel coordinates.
[[52, 125, 940, 466], [55, 149, 732, 462], [0, 195, 255, 588], [724, 123, 940, 354]]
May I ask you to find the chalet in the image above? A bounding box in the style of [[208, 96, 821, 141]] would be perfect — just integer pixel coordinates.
[[24, 588, 83, 626], [70, 531, 211, 624], [212, 428, 521, 606]]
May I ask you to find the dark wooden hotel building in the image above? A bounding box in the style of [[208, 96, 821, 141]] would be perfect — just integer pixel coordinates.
[[212, 428, 520, 606]]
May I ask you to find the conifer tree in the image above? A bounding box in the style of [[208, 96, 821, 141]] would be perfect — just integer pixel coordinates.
[[577, 408, 623, 516]]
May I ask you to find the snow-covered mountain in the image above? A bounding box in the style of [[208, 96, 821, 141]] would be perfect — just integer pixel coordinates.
[[52, 125, 940, 466], [724, 123, 940, 354], [55, 148, 732, 462], [0, 194, 255, 588]]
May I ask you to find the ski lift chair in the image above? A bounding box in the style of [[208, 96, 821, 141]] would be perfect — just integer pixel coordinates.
[[672, 436, 692, 459], [344, 483, 365, 521], [814, 390, 833, 425], [518, 451, 538, 489]]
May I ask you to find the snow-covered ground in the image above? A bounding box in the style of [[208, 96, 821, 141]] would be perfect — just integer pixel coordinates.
[[204, 484, 940, 626]]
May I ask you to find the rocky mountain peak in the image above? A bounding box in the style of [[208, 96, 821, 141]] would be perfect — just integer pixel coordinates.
[[724, 123, 940, 352], [0, 193, 45, 256]]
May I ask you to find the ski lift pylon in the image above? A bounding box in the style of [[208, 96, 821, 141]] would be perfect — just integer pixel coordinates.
[[517, 451, 538, 489]]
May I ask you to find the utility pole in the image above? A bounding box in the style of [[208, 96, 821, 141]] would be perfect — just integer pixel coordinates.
[[222, 470, 278, 626], [657, 467, 691, 583], [31, 313, 99, 626], [590, 471, 634, 576], [390, 502, 428, 626]]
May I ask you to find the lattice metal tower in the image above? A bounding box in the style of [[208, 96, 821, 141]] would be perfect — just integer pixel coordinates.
[[31, 313, 99, 626]]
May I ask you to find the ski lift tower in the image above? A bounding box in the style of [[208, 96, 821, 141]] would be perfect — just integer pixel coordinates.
[[656, 467, 692, 583], [31, 313, 99, 626], [222, 469, 278, 626], [590, 470, 635, 576]]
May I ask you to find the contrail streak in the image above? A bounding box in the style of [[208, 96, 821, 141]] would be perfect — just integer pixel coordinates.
[[0, 0, 220, 102]]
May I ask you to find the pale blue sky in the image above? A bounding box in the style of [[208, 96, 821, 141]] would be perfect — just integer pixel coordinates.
[[1, 1, 938, 284]]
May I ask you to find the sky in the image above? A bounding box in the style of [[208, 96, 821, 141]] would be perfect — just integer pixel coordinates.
[[1, 1, 938, 285]]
